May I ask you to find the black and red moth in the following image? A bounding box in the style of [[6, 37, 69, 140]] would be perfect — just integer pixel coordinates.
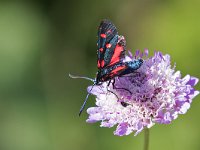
[[69, 19, 143, 116]]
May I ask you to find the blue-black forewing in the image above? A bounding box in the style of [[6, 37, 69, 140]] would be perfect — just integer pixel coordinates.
[[107, 36, 126, 67], [97, 19, 118, 69], [97, 19, 118, 50], [103, 35, 119, 67], [97, 20, 127, 70]]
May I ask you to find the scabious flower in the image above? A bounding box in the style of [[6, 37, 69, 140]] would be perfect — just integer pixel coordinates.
[[86, 49, 199, 136]]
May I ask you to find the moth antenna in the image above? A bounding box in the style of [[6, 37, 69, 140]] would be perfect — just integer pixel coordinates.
[[79, 83, 95, 116], [69, 74, 95, 82]]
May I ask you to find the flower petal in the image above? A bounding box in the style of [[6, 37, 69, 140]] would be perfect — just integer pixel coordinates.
[[187, 76, 199, 86], [114, 122, 132, 136]]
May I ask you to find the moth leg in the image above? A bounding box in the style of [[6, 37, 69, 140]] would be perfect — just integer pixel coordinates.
[[105, 80, 119, 99], [112, 78, 130, 107], [107, 79, 112, 87], [108, 89, 119, 100], [112, 78, 132, 95]]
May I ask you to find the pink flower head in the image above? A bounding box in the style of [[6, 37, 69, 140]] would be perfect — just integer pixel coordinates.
[[86, 50, 199, 136]]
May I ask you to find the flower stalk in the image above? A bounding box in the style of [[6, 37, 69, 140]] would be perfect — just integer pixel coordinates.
[[143, 128, 149, 150]]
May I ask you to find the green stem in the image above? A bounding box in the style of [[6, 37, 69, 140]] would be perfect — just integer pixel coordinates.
[[143, 128, 149, 150]]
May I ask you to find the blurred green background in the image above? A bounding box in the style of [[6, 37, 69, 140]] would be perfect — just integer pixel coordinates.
[[0, 0, 199, 150]]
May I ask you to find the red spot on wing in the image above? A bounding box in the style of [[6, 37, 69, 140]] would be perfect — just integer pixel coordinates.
[[97, 60, 100, 68], [109, 44, 124, 66], [106, 43, 112, 48], [100, 34, 106, 38], [101, 60, 105, 68], [99, 48, 104, 52]]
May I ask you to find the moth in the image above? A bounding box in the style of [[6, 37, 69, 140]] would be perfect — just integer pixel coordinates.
[[69, 19, 143, 115]]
